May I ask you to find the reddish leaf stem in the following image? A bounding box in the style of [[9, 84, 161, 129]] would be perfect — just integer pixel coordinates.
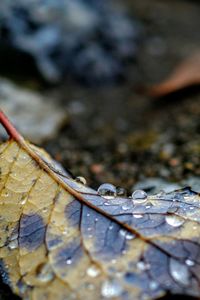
[[0, 110, 23, 142]]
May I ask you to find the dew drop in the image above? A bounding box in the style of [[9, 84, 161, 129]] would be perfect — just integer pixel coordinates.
[[185, 259, 195, 267], [167, 206, 178, 213], [42, 207, 48, 213], [149, 281, 159, 290], [36, 263, 54, 283], [8, 239, 18, 250], [122, 203, 130, 211], [21, 199, 26, 205], [137, 261, 150, 271], [116, 187, 127, 197], [169, 258, 190, 286], [101, 279, 122, 298], [165, 215, 184, 227], [75, 176, 87, 185], [132, 190, 147, 203], [133, 214, 143, 219], [119, 229, 135, 240], [111, 259, 117, 264], [145, 202, 153, 209], [97, 183, 117, 199], [86, 265, 101, 277], [4, 191, 10, 198], [66, 258, 72, 265]]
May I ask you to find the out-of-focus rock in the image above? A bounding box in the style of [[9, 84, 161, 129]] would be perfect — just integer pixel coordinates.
[[0, 78, 67, 143], [0, 0, 140, 85]]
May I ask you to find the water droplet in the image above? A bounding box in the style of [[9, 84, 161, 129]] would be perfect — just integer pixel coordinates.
[[137, 261, 150, 271], [167, 206, 178, 213], [87, 265, 101, 277], [165, 215, 184, 227], [145, 202, 153, 209], [36, 263, 54, 283], [66, 258, 72, 265], [62, 229, 69, 235], [21, 199, 26, 205], [119, 229, 135, 240], [109, 225, 113, 230], [97, 183, 117, 199], [42, 207, 48, 213], [185, 259, 195, 266], [149, 281, 159, 290], [87, 213, 90, 217], [8, 239, 18, 250], [4, 191, 10, 198], [169, 258, 190, 286], [133, 214, 143, 219], [116, 187, 127, 197], [111, 259, 117, 264], [95, 218, 99, 222], [101, 279, 122, 298], [132, 190, 147, 203], [122, 203, 130, 211], [75, 176, 87, 185]]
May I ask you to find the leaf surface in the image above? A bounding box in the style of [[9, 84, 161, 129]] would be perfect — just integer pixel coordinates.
[[0, 111, 199, 300]]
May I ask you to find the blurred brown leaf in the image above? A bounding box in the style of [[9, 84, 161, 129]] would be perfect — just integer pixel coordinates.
[[148, 52, 200, 97]]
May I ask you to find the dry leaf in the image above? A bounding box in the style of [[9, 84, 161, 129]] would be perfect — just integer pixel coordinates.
[[148, 52, 200, 97], [0, 111, 200, 300]]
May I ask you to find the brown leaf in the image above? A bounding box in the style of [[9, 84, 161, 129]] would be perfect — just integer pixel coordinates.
[[148, 51, 200, 97], [0, 111, 200, 300]]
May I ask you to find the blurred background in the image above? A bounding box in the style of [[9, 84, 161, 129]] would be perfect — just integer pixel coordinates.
[[0, 0, 200, 298]]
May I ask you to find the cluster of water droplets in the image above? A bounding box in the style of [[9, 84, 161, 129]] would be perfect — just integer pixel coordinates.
[[97, 182, 149, 202]]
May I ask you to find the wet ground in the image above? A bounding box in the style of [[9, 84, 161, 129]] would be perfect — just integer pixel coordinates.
[[44, 0, 200, 191], [1, 0, 200, 299]]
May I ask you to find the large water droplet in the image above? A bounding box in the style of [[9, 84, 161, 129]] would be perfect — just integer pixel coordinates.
[[169, 258, 190, 286], [101, 279, 123, 298], [75, 176, 87, 185], [165, 215, 184, 227], [87, 265, 101, 277], [98, 183, 117, 199], [132, 190, 147, 203], [36, 263, 55, 283]]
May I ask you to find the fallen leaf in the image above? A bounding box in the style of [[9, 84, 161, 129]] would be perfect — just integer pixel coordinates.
[[148, 52, 200, 97], [0, 78, 67, 143], [0, 111, 200, 300]]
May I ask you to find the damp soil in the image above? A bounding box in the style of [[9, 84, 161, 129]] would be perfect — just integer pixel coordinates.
[[1, 0, 200, 299]]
